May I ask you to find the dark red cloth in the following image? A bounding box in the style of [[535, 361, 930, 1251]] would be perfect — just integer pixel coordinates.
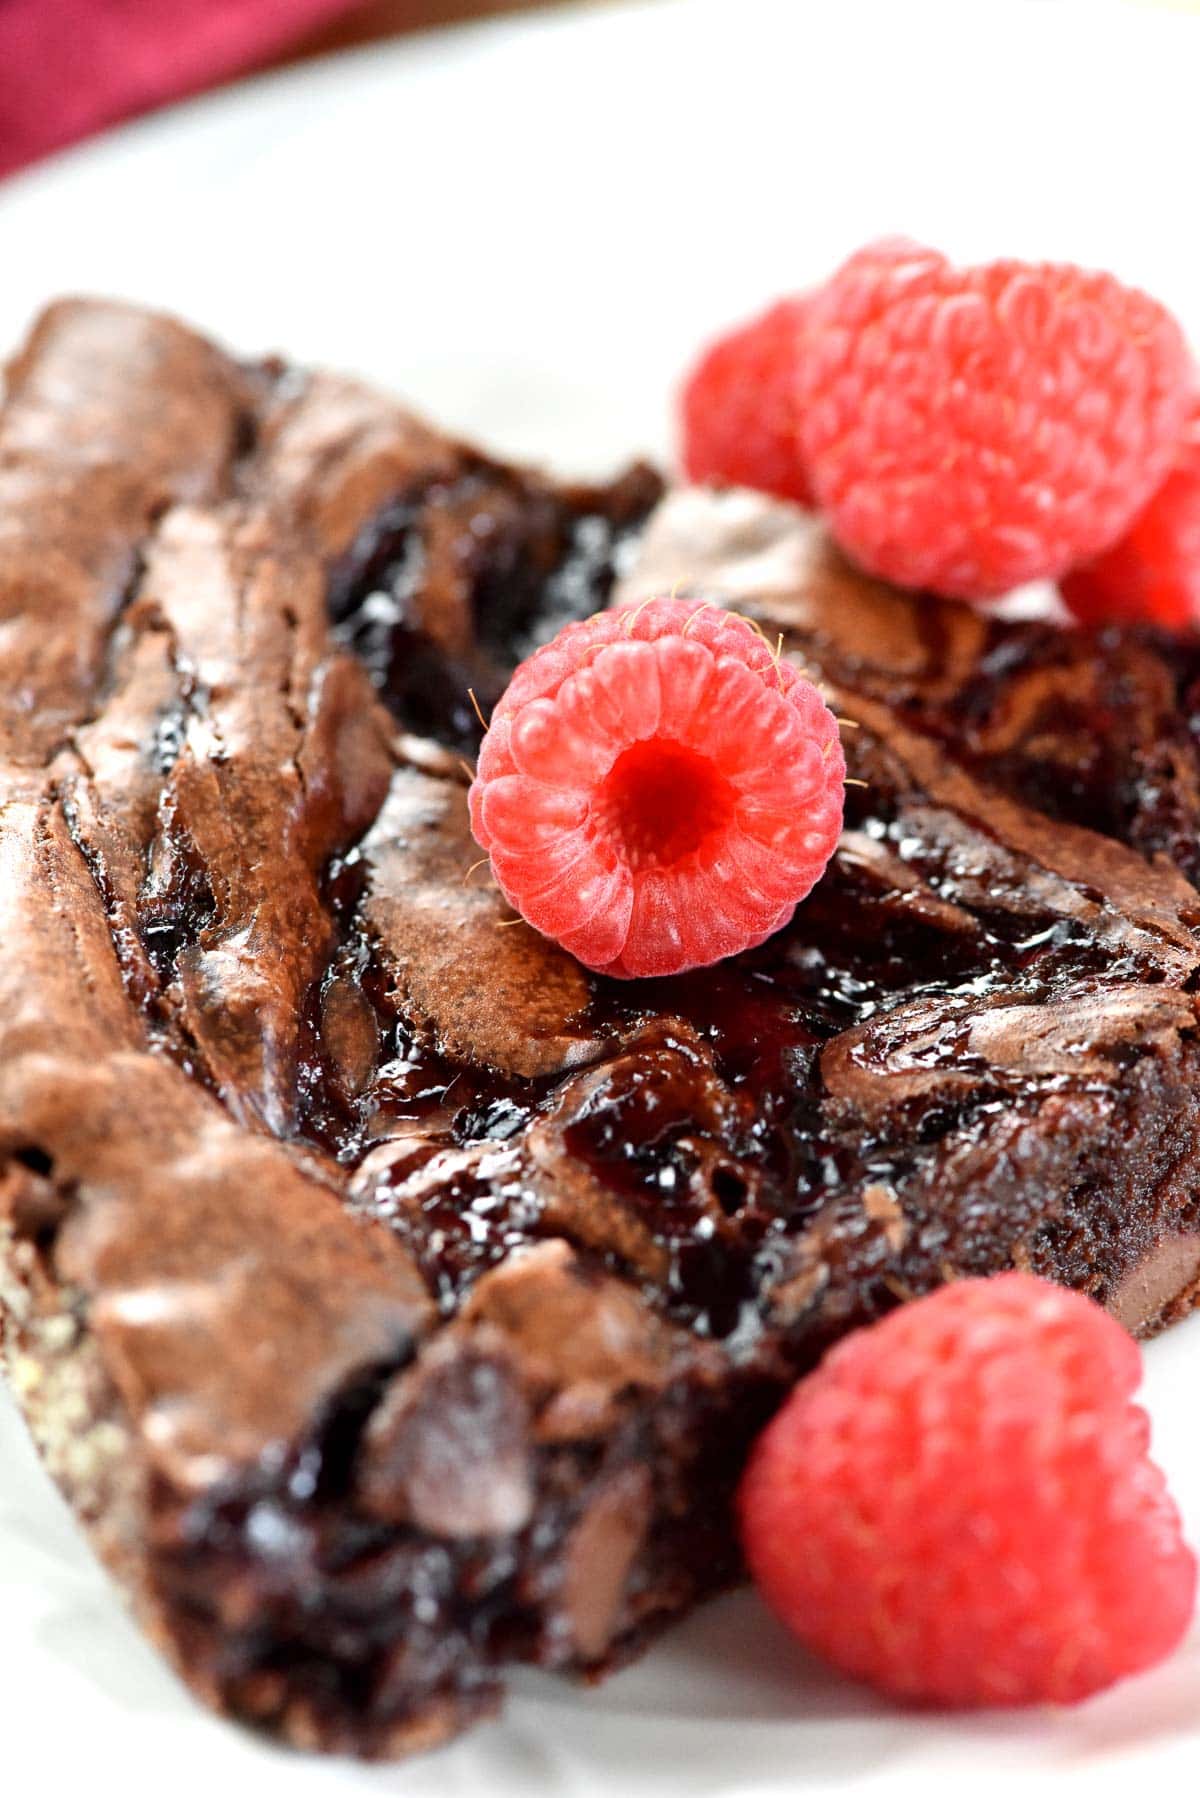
[[0, 0, 367, 178]]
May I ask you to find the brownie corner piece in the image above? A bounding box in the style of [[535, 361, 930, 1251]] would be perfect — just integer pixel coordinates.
[[3, 300, 1200, 1759]]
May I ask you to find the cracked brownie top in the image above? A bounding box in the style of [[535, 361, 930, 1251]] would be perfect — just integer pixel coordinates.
[[5, 299, 1200, 1754]]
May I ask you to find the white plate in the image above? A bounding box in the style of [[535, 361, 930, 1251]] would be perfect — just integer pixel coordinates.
[[3, 1, 1200, 1791]]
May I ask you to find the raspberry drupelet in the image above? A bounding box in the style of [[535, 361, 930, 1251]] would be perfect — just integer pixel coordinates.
[[739, 1274, 1197, 1708], [468, 596, 846, 979]]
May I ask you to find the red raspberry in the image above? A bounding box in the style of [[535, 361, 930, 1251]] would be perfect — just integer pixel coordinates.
[[1061, 401, 1200, 630], [678, 297, 815, 506], [798, 239, 1193, 600], [468, 597, 845, 979], [739, 1274, 1196, 1707]]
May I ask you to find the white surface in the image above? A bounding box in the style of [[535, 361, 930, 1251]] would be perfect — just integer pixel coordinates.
[[2, 0, 1200, 1790]]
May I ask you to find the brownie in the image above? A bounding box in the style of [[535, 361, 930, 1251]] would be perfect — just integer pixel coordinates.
[[2, 301, 1200, 1759]]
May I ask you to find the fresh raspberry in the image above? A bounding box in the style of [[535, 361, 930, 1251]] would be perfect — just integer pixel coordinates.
[[739, 1273, 1196, 1707], [468, 597, 845, 979], [1061, 401, 1200, 630], [798, 239, 1193, 600], [678, 297, 815, 506]]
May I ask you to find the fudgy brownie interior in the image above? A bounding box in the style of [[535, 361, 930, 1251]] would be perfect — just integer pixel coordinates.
[[3, 301, 1200, 1758]]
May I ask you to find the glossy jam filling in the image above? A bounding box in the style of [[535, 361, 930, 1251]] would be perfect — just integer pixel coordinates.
[[128, 470, 1200, 1342]]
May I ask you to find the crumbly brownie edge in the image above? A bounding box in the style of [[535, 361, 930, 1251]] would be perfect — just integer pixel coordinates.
[[0, 300, 700, 1757]]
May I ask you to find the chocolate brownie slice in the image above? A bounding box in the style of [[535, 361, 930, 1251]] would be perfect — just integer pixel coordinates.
[[2, 301, 1200, 1759]]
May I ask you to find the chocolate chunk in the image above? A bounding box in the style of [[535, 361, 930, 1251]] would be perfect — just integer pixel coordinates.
[[359, 1329, 533, 1536], [1109, 1235, 1200, 1337], [319, 977, 381, 1098], [461, 1240, 686, 1440], [563, 1466, 652, 1659]]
